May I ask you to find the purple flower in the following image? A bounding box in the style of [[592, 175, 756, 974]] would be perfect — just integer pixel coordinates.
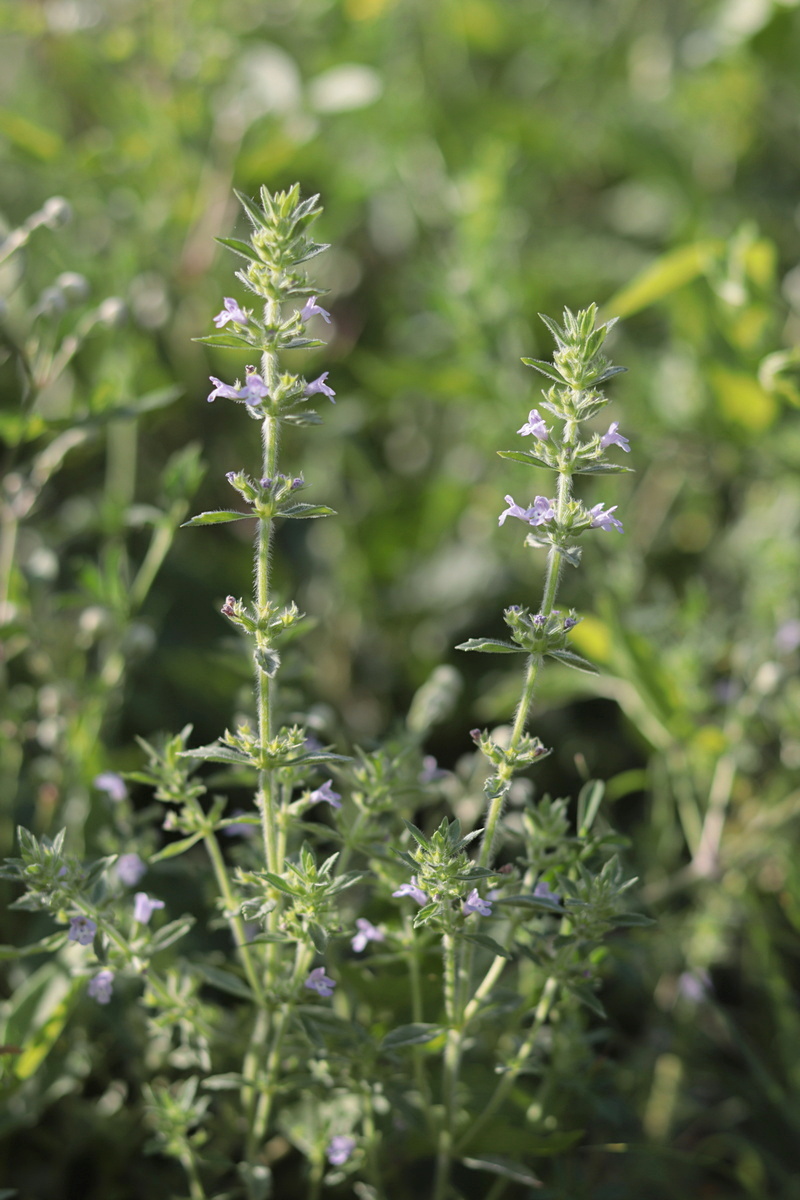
[[300, 295, 331, 324], [87, 969, 114, 1005], [498, 495, 555, 527], [678, 969, 711, 1004], [133, 892, 165, 924], [462, 888, 492, 917], [599, 422, 630, 453], [221, 596, 237, 618], [94, 772, 127, 803], [239, 371, 269, 405], [533, 879, 560, 903], [207, 376, 242, 403], [392, 877, 428, 906], [563, 616, 579, 631], [304, 966, 336, 997], [589, 503, 624, 533], [326, 1135, 356, 1166], [351, 918, 385, 953], [116, 853, 146, 887], [68, 915, 97, 945], [222, 809, 256, 838], [213, 297, 249, 328], [532, 613, 547, 629], [517, 409, 549, 440], [776, 619, 800, 655], [419, 755, 447, 784], [309, 779, 342, 810], [207, 372, 269, 406], [305, 371, 336, 403]]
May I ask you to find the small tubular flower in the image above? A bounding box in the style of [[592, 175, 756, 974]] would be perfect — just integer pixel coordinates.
[[392, 877, 428, 905], [599, 421, 630, 452], [517, 408, 549, 439], [326, 1135, 356, 1166], [133, 892, 165, 924], [305, 371, 336, 402], [87, 969, 114, 1004], [304, 967, 336, 997], [351, 918, 385, 953], [68, 915, 97, 945], [94, 772, 127, 803], [589, 503, 624, 533], [462, 888, 492, 917], [213, 297, 249, 328], [308, 779, 342, 809], [116, 853, 146, 887], [300, 295, 331, 324]]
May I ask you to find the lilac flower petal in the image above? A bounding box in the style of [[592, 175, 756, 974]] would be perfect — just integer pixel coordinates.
[[462, 888, 492, 917], [304, 966, 336, 997], [116, 853, 146, 887], [213, 297, 249, 328], [305, 371, 336, 403], [309, 779, 342, 810], [94, 772, 127, 803], [517, 408, 549, 440], [207, 376, 242, 404], [326, 1135, 356, 1166], [599, 421, 630, 453], [87, 969, 114, 1004], [533, 879, 559, 903], [392, 877, 428, 906], [133, 892, 165, 924], [589, 503, 624, 533], [68, 915, 97, 945], [351, 918, 385, 953], [300, 295, 331, 324]]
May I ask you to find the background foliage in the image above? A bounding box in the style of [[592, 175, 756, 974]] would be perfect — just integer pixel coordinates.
[[2, 0, 800, 1197]]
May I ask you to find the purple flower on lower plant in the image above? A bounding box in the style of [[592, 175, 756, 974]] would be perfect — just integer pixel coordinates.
[[116, 853, 146, 887], [300, 295, 331, 324], [463, 888, 492, 917], [351, 918, 385, 953], [326, 1135, 356, 1166], [213, 297, 249, 328], [68, 915, 97, 945], [305, 967, 336, 997], [392, 877, 428, 906], [517, 408, 549, 440], [589, 503, 623, 533], [599, 421, 630, 452], [94, 772, 127, 803], [533, 879, 560, 903], [419, 755, 447, 783], [309, 779, 342, 809], [87, 969, 114, 1005], [133, 892, 165, 924], [305, 371, 336, 402], [207, 371, 268, 406], [498, 495, 555, 527]]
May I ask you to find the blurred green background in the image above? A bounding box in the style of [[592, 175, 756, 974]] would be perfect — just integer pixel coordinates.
[[2, 0, 800, 1196]]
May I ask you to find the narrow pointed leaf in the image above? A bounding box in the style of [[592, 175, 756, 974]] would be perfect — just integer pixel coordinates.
[[192, 333, 255, 349], [521, 357, 563, 384], [462, 1156, 542, 1187], [277, 504, 336, 519], [456, 638, 525, 654], [215, 236, 261, 262], [193, 963, 254, 1002], [148, 834, 204, 863], [546, 649, 598, 674], [463, 933, 512, 959], [498, 450, 551, 468], [182, 510, 254, 527], [381, 1023, 443, 1050]]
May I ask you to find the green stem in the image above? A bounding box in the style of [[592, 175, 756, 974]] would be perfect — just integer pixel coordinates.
[[202, 830, 265, 1005], [180, 1146, 208, 1200], [454, 975, 559, 1154], [432, 923, 459, 1200]]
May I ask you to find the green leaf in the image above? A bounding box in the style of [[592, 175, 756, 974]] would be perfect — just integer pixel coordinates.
[[148, 834, 204, 863], [180, 743, 253, 766], [402, 819, 431, 850], [0, 932, 66, 960], [201, 1073, 247, 1091], [614, 911, 656, 928], [577, 779, 605, 834], [495, 893, 563, 913], [149, 916, 196, 952], [455, 638, 525, 654], [572, 461, 633, 475], [566, 980, 606, 1018], [215, 236, 261, 262], [462, 1156, 542, 1187], [497, 450, 551, 468], [463, 933, 512, 960], [521, 357, 563, 384], [546, 649, 598, 675], [277, 504, 336, 519], [182, 510, 253, 527], [192, 333, 255, 349], [604, 240, 723, 318], [515, 1130, 584, 1156], [2, 962, 81, 1080], [193, 963, 254, 1002], [380, 1023, 443, 1050], [260, 871, 299, 897]]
